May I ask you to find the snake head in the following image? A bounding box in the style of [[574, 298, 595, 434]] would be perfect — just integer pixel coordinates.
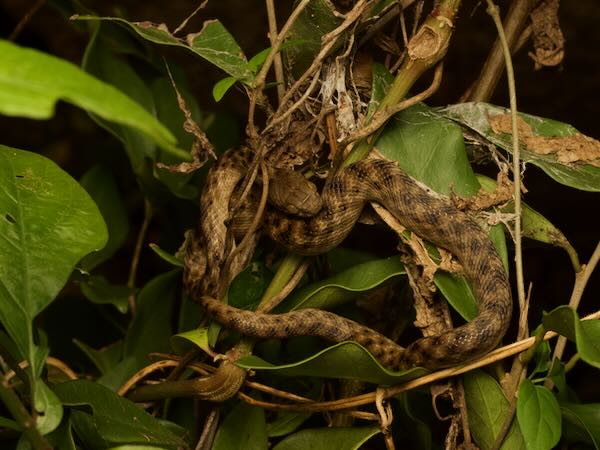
[[268, 168, 323, 217]]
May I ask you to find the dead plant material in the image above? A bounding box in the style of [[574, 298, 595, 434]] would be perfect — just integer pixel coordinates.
[[490, 113, 600, 167], [529, 0, 565, 69]]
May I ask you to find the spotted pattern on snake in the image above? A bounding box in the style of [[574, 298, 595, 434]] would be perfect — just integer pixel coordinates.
[[184, 147, 512, 371]]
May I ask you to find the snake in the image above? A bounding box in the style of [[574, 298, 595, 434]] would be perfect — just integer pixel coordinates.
[[183, 146, 512, 371]]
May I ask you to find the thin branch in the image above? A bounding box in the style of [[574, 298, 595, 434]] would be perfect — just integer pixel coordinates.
[[258, 259, 310, 312], [551, 240, 600, 365], [174, 0, 208, 35], [266, 0, 286, 101], [464, 0, 537, 102], [340, 62, 443, 148], [8, 0, 46, 41], [127, 198, 153, 315], [265, 0, 371, 133]]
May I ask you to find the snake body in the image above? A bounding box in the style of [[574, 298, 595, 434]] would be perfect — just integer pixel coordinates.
[[184, 147, 512, 371]]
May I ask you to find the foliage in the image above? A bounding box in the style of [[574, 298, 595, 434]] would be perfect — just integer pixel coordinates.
[[0, 1, 599, 449]]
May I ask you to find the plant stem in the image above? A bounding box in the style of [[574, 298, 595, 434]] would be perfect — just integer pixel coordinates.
[[345, 0, 461, 165], [466, 0, 537, 102], [0, 382, 51, 450]]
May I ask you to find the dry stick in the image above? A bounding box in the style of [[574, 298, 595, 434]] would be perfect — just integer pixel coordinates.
[[340, 62, 443, 148], [221, 160, 270, 296], [545, 240, 600, 388], [127, 198, 153, 315], [265, 0, 286, 101], [195, 408, 219, 450], [247, 0, 311, 136], [173, 0, 209, 35], [265, 0, 370, 132], [464, 0, 537, 102], [483, 1, 526, 447]]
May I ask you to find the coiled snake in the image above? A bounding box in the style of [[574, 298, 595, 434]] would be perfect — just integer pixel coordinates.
[[184, 147, 512, 371]]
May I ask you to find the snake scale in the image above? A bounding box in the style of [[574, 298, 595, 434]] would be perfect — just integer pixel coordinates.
[[184, 147, 512, 371]]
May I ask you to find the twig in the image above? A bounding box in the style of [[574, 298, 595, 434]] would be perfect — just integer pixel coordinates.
[[258, 259, 310, 312], [174, 0, 208, 35], [221, 160, 270, 294], [340, 62, 443, 149], [266, 0, 286, 101], [265, 0, 371, 133], [127, 198, 153, 315], [464, 0, 537, 102], [247, 0, 311, 136], [549, 240, 600, 373], [195, 408, 219, 450], [8, 0, 46, 41]]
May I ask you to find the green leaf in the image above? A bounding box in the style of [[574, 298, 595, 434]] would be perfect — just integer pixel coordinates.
[[561, 402, 600, 447], [80, 275, 133, 314], [376, 104, 481, 197], [75, 16, 253, 82], [98, 271, 178, 389], [367, 63, 394, 121], [440, 102, 600, 192], [476, 174, 580, 271], [53, 380, 186, 449], [73, 340, 123, 375], [0, 39, 179, 157], [229, 260, 273, 308], [79, 166, 130, 271], [464, 370, 525, 450], [123, 271, 178, 359], [279, 256, 405, 312], [0, 146, 107, 377], [542, 306, 600, 368], [283, 0, 342, 76], [272, 426, 380, 450], [212, 76, 238, 102], [237, 342, 427, 385], [170, 328, 211, 356], [267, 411, 313, 438], [213, 401, 268, 450], [34, 380, 63, 435], [516, 379, 561, 450], [433, 271, 477, 321], [149, 243, 183, 267]]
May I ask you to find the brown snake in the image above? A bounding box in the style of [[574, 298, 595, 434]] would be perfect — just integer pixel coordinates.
[[184, 147, 512, 371]]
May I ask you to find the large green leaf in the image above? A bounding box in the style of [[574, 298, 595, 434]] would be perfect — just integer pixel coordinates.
[[543, 306, 600, 369], [98, 271, 178, 390], [53, 380, 187, 449], [464, 370, 525, 450], [440, 103, 600, 192], [75, 16, 253, 82], [0, 40, 181, 158], [376, 104, 480, 197], [213, 401, 268, 450], [278, 256, 405, 312], [561, 402, 600, 447], [272, 426, 380, 450], [0, 146, 107, 373], [237, 341, 427, 385], [79, 165, 129, 271], [516, 379, 561, 450]]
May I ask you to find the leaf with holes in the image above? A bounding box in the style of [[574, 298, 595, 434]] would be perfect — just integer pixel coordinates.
[[0, 145, 107, 376]]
